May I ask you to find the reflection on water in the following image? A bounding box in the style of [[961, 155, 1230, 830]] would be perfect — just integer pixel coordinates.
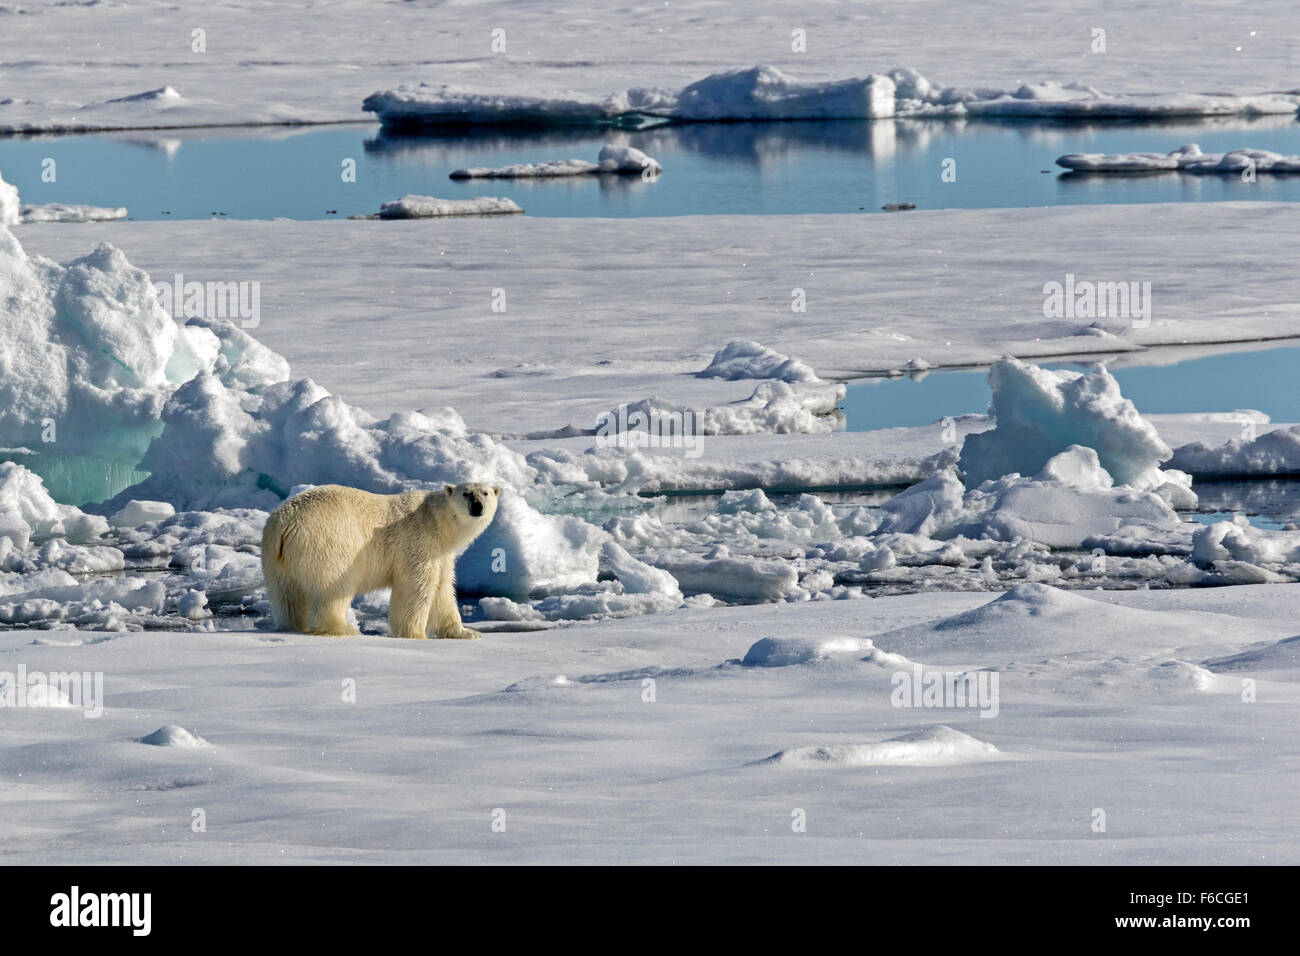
[[1193, 479, 1300, 530], [2, 114, 1298, 220]]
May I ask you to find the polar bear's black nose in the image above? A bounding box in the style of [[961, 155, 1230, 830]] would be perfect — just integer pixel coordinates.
[[469, 497, 483, 517]]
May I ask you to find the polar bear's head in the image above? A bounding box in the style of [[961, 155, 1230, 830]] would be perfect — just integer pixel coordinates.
[[443, 482, 501, 526]]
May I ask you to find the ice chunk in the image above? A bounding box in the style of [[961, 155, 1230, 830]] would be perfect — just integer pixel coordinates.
[[0, 462, 108, 550], [671, 66, 896, 120], [947, 448, 1183, 548], [958, 358, 1172, 490], [698, 340, 820, 384], [647, 545, 799, 601]]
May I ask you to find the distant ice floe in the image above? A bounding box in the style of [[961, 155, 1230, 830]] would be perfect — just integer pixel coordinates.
[[0, 86, 196, 135], [450, 145, 661, 179], [1, 170, 128, 224], [19, 204, 128, 224], [364, 65, 1300, 128], [1170, 424, 1300, 477], [374, 195, 523, 218], [1058, 143, 1300, 174]]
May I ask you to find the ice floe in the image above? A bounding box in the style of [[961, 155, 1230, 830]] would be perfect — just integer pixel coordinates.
[[1058, 143, 1300, 174], [365, 65, 1300, 128], [450, 145, 660, 179], [373, 196, 524, 218]]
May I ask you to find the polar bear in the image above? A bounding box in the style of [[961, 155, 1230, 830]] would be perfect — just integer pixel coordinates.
[[261, 482, 499, 639]]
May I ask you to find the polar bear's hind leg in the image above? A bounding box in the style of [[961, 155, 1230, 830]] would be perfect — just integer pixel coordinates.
[[308, 594, 361, 636], [268, 575, 310, 632]]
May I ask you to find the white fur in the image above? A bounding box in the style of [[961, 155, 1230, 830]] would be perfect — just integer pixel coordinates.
[[260, 482, 499, 639]]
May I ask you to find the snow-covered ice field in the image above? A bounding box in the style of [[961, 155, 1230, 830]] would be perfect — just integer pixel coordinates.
[[3, 0, 1300, 870], [5, 583, 1299, 864]]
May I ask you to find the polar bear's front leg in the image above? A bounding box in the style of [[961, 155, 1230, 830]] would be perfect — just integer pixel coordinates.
[[389, 577, 436, 640], [428, 559, 479, 640]]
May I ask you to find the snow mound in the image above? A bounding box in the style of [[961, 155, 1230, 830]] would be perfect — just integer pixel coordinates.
[[698, 340, 820, 384], [995, 655, 1223, 697], [958, 358, 1173, 491], [458, 491, 603, 596], [376, 196, 523, 218], [1204, 635, 1300, 673], [1059, 144, 1300, 174], [763, 725, 1001, 767], [138, 725, 209, 748], [450, 145, 660, 179], [742, 635, 876, 667], [0, 172, 18, 226], [934, 582, 1109, 632]]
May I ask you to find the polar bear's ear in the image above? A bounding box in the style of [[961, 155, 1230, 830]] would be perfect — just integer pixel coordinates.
[[492, 486, 501, 496], [445, 484, 454, 495]]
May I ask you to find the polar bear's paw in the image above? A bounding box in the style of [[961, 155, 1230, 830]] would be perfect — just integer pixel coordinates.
[[309, 622, 362, 637], [442, 627, 481, 641]]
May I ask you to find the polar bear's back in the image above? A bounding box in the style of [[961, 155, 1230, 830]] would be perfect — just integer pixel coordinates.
[[262, 485, 424, 585]]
